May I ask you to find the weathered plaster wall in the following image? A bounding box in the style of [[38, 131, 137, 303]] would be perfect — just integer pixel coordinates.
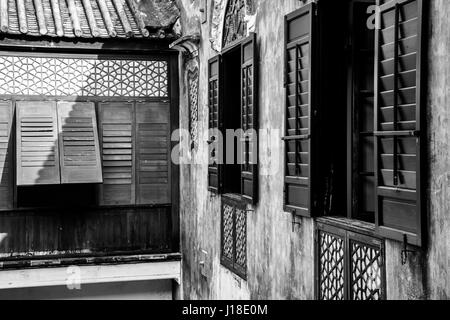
[[177, 0, 450, 300], [177, 0, 314, 300]]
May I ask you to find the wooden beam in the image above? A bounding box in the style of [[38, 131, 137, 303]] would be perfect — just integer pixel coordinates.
[[67, 0, 82, 37], [98, 0, 117, 37], [126, 0, 149, 37], [33, 0, 47, 35], [17, 0, 27, 34], [112, 0, 133, 38], [0, 0, 8, 33], [50, 0, 64, 37], [82, 0, 99, 37]]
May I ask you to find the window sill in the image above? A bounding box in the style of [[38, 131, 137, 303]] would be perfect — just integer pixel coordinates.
[[316, 216, 380, 240]]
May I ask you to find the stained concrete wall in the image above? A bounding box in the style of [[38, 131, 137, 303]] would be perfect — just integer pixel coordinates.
[[177, 0, 450, 300]]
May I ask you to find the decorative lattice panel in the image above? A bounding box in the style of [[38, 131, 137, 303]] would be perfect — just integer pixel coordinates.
[[222, 203, 234, 261], [319, 231, 345, 300], [351, 241, 383, 300], [188, 67, 199, 150], [235, 207, 247, 268], [0, 56, 168, 97], [222, 0, 247, 48], [221, 198, 247, 278]]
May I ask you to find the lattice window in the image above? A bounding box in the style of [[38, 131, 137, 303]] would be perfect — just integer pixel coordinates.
[[319, 231, 345, 300], [187, 67, 199, 150], [0, 56, 168, 98], [317, 224, 385, 300], [222, 0, 247, 48], [221, 196, 247, 278]]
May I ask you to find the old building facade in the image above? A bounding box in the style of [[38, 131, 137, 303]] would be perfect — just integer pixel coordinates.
[[176, 0, 450, 300]]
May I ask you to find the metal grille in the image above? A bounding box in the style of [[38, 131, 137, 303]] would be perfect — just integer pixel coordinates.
[[221, 197, 247, 278], [319, 231, 345, 300], [351, 241, 383, 300], [0, 55, 168, 97], [188, 67, 199, 150], [222, 0, 247, 48]]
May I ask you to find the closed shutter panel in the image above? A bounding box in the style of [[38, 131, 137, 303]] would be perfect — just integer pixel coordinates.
[[283, 3, 317, 217], [241, 33, 258, 204], [16, 101, 60, 186], [208, 56, 222, 193], [374, 0, 426, 246], [98, 102, 135, 205], [57, 102, 102, 184], [0, 101, 13, 209], [136, 102, 170, 205]]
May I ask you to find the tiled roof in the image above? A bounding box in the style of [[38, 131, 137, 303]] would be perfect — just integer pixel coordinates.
[[0, 0, 180, 39]]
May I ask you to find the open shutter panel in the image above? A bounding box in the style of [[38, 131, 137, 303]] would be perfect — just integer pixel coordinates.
[[240, 33, 258, 204], [374, 0, 426, 246], [208, 56, 222, 193], [57, 102, 102, 184], [0, 101, 13, 209], [16, 101, 60, 186], [98, 102, 135, 205], [136, 102, 171, 205], [283, 3, 317, 217]]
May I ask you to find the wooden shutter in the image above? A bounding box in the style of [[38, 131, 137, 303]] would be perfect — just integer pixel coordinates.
[[374, 0, 426, 246], [283, 3, 317, 217], [0, 101, 13, 209], [16, 101, 60, 186], [57, 102, 102, 184], [98, 102, 135, 205], [208, 56, 222, 193], [240, 33, 258, 204], [136, 102, 171, 205]]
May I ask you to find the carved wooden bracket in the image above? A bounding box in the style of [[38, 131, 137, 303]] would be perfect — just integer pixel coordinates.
[[169, 34, 201, 59]]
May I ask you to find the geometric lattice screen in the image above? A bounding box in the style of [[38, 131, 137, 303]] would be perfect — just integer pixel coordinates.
[[0, 56, 168, 97], [318, 225, 385, 300], [221, 196, 247, 279]]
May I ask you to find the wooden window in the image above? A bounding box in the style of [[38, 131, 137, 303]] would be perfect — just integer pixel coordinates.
[[98, 102, 135, 205], [283, 4, 317, 217], [58, 102, 102, 184], [374, 0, 427, 246], [208, 33, 259, 205], [0, 101, 13, 209], [16, 101, 61, 186]]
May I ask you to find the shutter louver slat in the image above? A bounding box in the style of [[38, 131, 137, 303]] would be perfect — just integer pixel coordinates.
[[16, 101, 60, 186], [0, 101, 13, 209], [374, 0, 426, 246], [57, 102, 102, 184], [284, 3, 316, 217], [99, 102, 135, 205], [136, 102, 170, 205], [240, 32, 258, 204]]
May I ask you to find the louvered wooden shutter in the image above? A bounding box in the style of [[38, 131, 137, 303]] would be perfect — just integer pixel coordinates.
[[136, 102, 171, 205], [283, 3, 317, 217], [0, 101, 13, 209], [57, 102, 102, 184], [208, 56, 222, 193], [240, 33, 258, 204], [16, 101, 60, 186], [98, 102, 135, 205], [374, 0, 426, 246]]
